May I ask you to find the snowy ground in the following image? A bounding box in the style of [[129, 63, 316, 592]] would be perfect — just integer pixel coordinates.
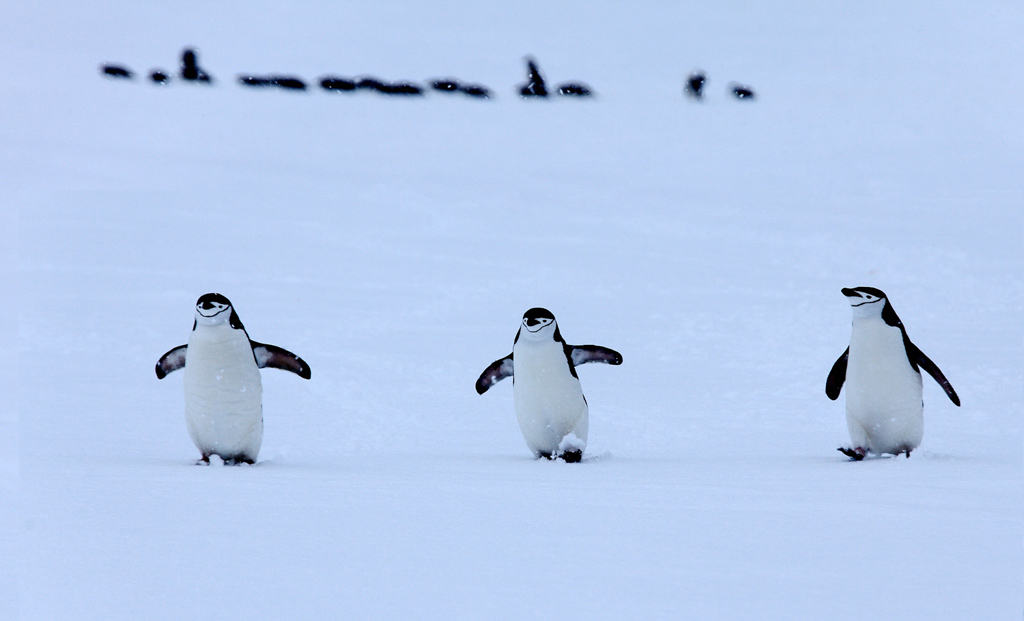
[[4, 1, 1023, 618]]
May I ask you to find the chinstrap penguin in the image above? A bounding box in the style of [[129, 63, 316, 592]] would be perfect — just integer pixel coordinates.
[[826, 287, 959, 460], [156, 293, 310, 464], [476, 308, 622, 462]]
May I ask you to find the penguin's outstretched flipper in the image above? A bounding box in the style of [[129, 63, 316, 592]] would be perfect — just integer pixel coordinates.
[[476, 355, 514, 394]]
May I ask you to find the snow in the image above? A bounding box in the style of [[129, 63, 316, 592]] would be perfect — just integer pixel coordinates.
[[4, 0, 1022, 618], [558, 432, 586, 454]]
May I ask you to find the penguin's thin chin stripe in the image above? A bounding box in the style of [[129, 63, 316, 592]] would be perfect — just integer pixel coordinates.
[[198, 306, 229, 318]]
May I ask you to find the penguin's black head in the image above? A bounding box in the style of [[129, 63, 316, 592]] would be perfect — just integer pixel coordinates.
[[843, 286, 903, 327], [842, 287, 886, 306], [516, 307, 563, 344], [522, 307, 555, 330], [194, 293, 243, 329]]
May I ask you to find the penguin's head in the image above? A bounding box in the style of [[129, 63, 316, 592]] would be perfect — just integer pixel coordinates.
[[842, 286, 888, 318], [519, 307, 558, 341], [194, 293, 242, 328]]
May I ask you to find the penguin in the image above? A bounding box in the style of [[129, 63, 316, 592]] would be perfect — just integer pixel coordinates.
[[685, 71, 706, 99], [239, 75, 273, 87], [431, 78, 460, 92], [156, 293, 310, 464], [826, 287, 959, 460], [149, 70, 170, 84], [355, 76, 386, 91], [270, 76, 307, 90], [377, 81, 424, 96], [557, 83, 593, 97], [320, 76, 357, 92], [476, 308, 622, 462], [101, 64, 133, 79], [730, 83, 755, 100], [460, 84, 491, 98], [180, 48, 212, 83], [518, 57, 548, 97]]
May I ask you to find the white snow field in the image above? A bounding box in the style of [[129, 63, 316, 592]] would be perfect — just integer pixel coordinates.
[[4, 1, 1022, 618]]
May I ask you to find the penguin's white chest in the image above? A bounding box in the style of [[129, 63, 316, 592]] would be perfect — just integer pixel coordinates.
[[512, 339, 588, 456], [183, 324, 263, 460], [845, 319, 923, 453]]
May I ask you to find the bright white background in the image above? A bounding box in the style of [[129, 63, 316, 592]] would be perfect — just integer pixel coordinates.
[[3, 1, 1021, 618]]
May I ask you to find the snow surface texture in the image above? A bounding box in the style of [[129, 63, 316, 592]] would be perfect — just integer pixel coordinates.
[[3, 1, 1022, 618]]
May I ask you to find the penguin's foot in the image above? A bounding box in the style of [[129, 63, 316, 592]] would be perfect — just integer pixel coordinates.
[[536, 451, 583, 463], [838, 446, 867, 461], [559, 449, 583, 463], [197, 454, 212, 466]]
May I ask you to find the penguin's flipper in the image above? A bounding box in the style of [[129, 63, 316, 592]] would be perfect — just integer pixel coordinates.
[[825, 347, 849, 400], [909, 343, 960, 406], [569, 345, 623, 367], [156, 345, 188, 379], [252, 342, 311, 379], [476, 354, 514, 394]]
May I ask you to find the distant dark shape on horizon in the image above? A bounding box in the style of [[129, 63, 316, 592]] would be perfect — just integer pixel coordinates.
[[355, 76, 386, 91], [149, 70, 170, 84], [557, 83, 592, 97], [461, 84, 491, 98], [431, 79, 460, 92], [271, 76, 306, 90], [377, 81, 424, 95], [180, 48, 212, 83], [519, 57, 547, 97], [101, 64, 133, 79], [239, 75, 273, 87], [432, 78, 491, 98], [239, 75, 307, 90], [730, 83, 756, 100], [685, 71, 706, 99], [320, 76, 357, 91], [353, 77, 423, 95]]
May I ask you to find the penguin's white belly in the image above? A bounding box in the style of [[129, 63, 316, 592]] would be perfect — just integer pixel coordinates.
[[512, 342, 588, 456], [183, 327, 263, 460], [845, 322, 923, 454]]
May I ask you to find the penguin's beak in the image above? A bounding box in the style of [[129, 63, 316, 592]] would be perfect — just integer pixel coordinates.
[[841, 288, 860, 298]]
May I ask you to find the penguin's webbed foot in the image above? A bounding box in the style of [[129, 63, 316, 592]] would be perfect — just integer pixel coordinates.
[[838, 446, 867, 461], [560, 449, 583, 463], [536, 450, 583, 463], [223, 456, 255, 466]]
